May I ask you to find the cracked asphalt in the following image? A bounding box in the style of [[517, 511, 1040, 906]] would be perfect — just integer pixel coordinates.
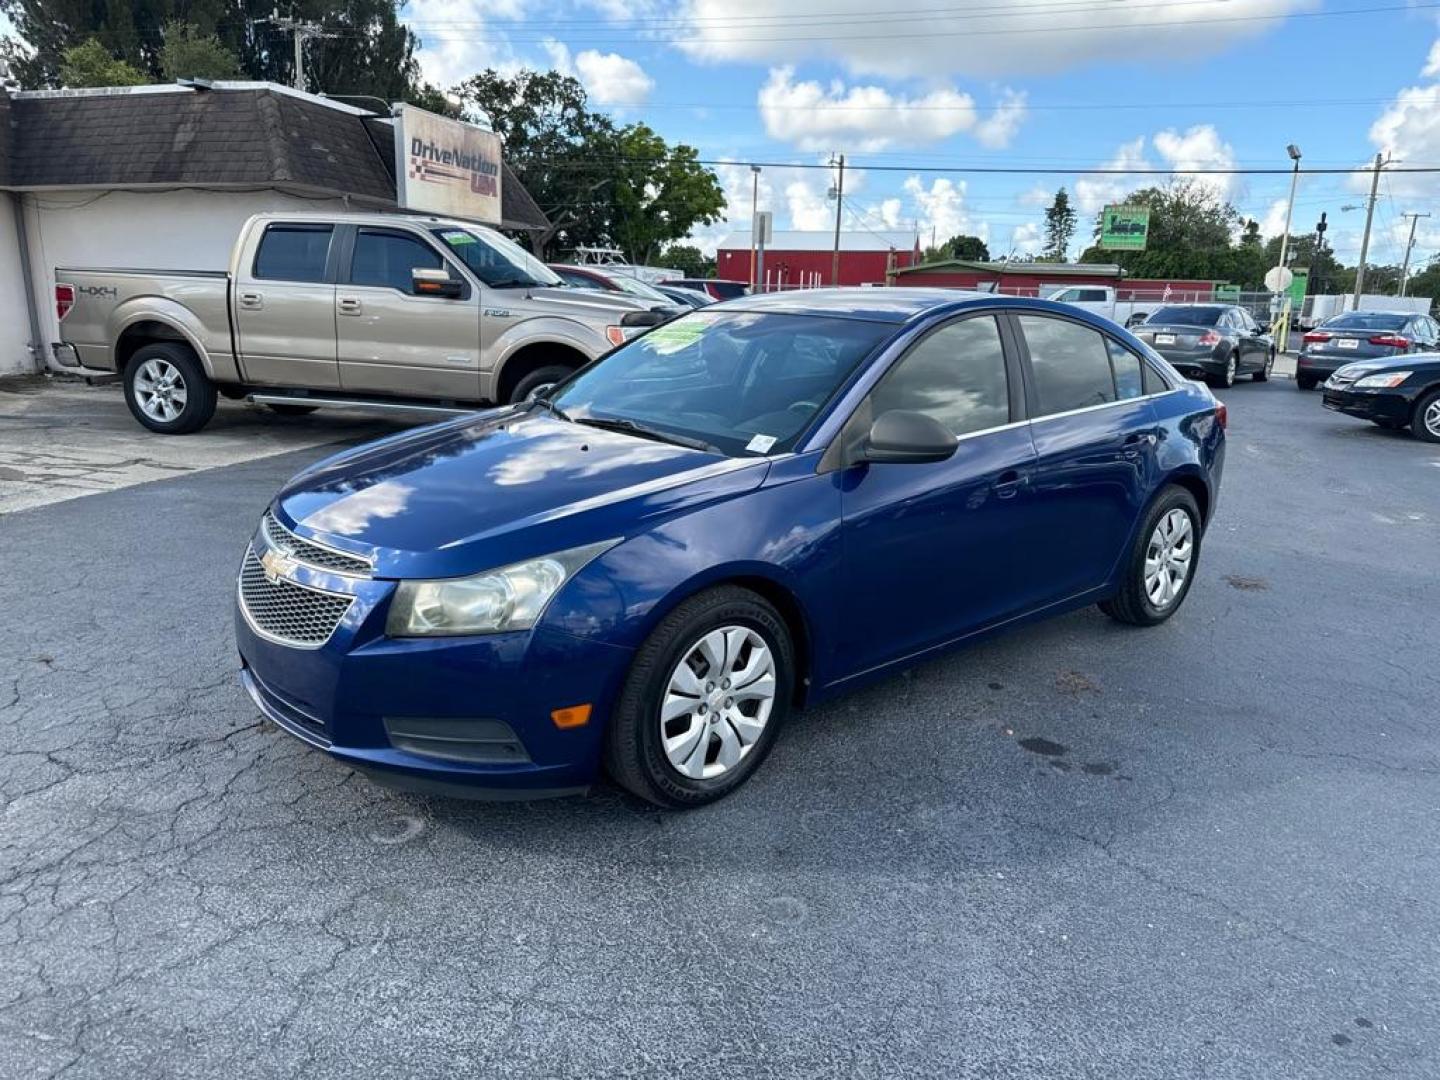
[[2, 379, 1437, 1078]]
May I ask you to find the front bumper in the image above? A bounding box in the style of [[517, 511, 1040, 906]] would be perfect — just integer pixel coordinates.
[[1320, 384, 1412, 426], [234, 551, 635, 799]]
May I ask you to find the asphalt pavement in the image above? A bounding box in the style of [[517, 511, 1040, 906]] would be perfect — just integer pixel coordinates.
[[2, 376, 1437, 1079]]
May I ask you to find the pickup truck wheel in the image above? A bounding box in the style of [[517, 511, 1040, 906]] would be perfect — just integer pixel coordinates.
[[508, 365, 574, 404], [122, 344, 217, 434], [266, 403, 319, 417]]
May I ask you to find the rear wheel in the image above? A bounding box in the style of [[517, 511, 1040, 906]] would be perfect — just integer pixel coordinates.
[[122, 343, 216, 434], [604, 586, 794, 808], [1099, 485, 1203, 627], [1412, 388, 1440, 444], [1209, 352, 1237, 389], [1296, 374, 1318, 391]]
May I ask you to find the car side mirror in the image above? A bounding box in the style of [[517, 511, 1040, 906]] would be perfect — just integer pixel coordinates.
[[412, 267, 463, 299], [860, 410, 957, 465]]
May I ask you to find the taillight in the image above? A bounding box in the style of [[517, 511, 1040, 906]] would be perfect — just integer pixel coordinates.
[[1368, 334, 1410, 348], [1215, 402, 1228, 430], [1302, 331, 1331, 343], [1197, 330, 1221, 345], [55, 283, 76, 321]]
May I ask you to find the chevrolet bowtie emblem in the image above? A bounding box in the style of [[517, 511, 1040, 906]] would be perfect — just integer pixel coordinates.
[[260, 547, 298, 584]]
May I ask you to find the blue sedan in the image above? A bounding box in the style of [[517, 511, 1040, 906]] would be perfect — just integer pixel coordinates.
[[236, 290, 1226, 808]]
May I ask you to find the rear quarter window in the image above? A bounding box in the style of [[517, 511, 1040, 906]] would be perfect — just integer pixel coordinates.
[[253, 225, 333, 283]]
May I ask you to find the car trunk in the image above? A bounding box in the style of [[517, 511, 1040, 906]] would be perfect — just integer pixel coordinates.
[[1303, 330, 1407, 361], [1134, 325, 1216, 355]]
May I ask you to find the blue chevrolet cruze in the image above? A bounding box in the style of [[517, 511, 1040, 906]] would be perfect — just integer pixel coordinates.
[[236, 290, 1226, 808]]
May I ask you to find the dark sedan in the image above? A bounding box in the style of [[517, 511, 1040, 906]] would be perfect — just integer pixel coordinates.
[[1131, 304, 1273, 388], [1296, 311, 1440, 390], [1321, 355, 1440, 442], [655, 284, 712, 309]]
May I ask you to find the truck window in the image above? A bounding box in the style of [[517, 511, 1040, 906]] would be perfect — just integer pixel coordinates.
[[351, 229, 445, 292], [253, 225, 333, 283]]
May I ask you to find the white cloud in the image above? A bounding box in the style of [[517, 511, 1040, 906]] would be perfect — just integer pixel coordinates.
[[903, 176, 982, 246], [758, 67, 980, 152], [1009, 223, 1044, 257], [973, 90, 1028, 150], [1152, 124, 1236, 199], [1369, 83, 1440, 199], [409, 0, 525, 87], [1257, 197, 1291, 238], [1425, 39, 1440, 78], [540, 40, 654, 106], [1074, 137, 1151, 215], [674, 0, 1313, 80], [1017, 185, 1053, 208]]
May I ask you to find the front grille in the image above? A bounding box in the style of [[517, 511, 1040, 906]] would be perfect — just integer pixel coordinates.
[[238, 548, 353, 648], [261, 510, 372, 577]]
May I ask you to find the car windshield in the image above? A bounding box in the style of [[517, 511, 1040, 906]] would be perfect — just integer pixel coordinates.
[[434, 226, 561, 288], [1147, 306, 1223, 327], [1323, 312, 1408, 330], [546, 311, 893, 457], [605, 274, 671, 303]]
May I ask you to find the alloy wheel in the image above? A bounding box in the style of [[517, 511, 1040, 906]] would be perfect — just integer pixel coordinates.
[[660, 625, 776, 780], [1425, 398, 1440, 438], [1224, 354, 1237, 386], [133, 358, 188, 422], [1144, 508, 1194, 610]]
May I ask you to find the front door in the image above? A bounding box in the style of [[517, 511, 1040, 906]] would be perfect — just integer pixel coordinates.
[[234, 222, 339, 389], [335, 226, 482, 400], [839, 313, 1038, 677]]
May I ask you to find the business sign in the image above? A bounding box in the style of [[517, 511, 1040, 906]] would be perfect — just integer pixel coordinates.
[[1213, 284, 1241, 302], [1287, 266, 1309, 310], [1100, 205, 1150, 251], [393, 104, 503, 225]]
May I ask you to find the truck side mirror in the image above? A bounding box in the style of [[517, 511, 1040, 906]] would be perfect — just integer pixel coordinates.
[[412, 267, 463, 299]]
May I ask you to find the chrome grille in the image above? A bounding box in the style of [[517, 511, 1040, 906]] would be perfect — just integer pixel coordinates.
[[238, 548, 353, 648], [261, 510, 372, 577]]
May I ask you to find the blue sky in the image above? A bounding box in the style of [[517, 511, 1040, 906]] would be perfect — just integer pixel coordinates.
[[402, 0, 1440, 267]]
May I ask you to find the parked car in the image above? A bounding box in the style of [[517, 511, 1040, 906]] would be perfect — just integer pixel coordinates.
[[548, 264, 683, 317], [1295, 311, 1440, 390], [235, 291, 1225, 808], [655, 284, 712, 309], [54, 213, 668, 434], [1044, 285, 1153, 328], [1321, 356, 1440, 442], [663, 278, 751, 302], [1131, 304, 1274, 387]]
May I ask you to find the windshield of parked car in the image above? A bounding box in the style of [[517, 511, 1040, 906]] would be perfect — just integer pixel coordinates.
[[434, 227, 561, 288], [1323, 312, 1409, 330], [545, 311, 893, 457], [604, 274, 672, 303], [1146, 306, 1224, 327]]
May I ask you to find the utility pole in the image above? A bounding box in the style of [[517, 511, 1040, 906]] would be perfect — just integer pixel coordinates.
[[830, 153, 845, 287], [1274, 144, 1302, 352], [1353, 152, 1389, 309], [749, 165, 761, 290], [268, 14, 333, 92], [1399, 212, 1430, 296]]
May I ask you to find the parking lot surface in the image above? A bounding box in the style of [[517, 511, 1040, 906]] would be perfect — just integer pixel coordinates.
[[2, 377, 1437, 1079]]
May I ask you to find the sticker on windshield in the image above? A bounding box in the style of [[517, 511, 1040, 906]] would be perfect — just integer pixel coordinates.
[[745, 434, 777, 454], [645, 315, 717, 354], [441, 230, 477, 245]]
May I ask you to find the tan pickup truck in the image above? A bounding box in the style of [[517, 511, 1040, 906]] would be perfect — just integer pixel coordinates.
[[54, 212, 672, 433]]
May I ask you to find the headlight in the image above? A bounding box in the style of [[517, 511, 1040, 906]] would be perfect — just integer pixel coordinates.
[[1354, 371, 1411, 389], [386, 540, 617, 637]]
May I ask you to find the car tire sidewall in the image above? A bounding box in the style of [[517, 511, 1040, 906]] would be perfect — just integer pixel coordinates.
[[1412, 388, 1440, 444], [608, 590, 794, 808], [122, 344, 216, 434], [508, 365, 575, 405], [1104, 486, 1203, 627]]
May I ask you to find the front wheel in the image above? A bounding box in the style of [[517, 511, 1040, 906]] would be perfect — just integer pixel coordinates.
[[1254, 349, 1273, 382], [122, 344, 217, 434], [508, 365, 574, 405], [1412, 388, 1440, 444], [1099, 486, 1203, 627], [604, 586, 794, 808]]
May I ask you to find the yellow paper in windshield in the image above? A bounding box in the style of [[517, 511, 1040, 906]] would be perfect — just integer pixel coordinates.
[[646, 316, 714, 355]]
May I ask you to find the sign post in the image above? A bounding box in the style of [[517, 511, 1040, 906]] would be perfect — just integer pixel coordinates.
[[393, 104, 503, 225], [1264, 265, 1296, 351], [1100, 206, 1150, 251], [754, 211, 773, 293]]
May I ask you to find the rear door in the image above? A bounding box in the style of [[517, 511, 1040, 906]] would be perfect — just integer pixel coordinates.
[[334, 225, 482, 400], [1011, 312, 1161, 604], [234, 223, 340, 389]]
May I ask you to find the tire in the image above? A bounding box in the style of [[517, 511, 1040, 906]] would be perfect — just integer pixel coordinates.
[[507, 364, 574, 404], [1099, 485, 1203, 627], [1208, 352, 1237, 389], [1254, 349, 1273, 382], [122, 343, 217, 434], [266, 403, 319, 417], [1412, 388, 1440, 444], [604, 586, 795, 808], [1296, 374, 1318, 391]]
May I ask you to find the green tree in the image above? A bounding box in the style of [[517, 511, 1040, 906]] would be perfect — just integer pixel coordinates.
[[606, 123, 726, 265], [1403, 256, 1440, 311], [159, 21, 240, 82], [660, 245, 715, 278], [1042, 188, 1077, 261], [58, 39, 151, 88], [1224, 218, 1267, 290], [922, 234, 990, 262], [1078, 180, 1239, 279]]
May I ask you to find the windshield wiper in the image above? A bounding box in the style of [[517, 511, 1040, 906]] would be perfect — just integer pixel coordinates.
[[527, 396, 570, 422], [574, 415, 720, 454], [486, 276, 537, 289]]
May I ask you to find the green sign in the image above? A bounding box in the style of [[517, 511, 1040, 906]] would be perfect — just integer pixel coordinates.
[[1213, 284, 1241, 302], [1287, 267, 1309, 310], [1101, 205, 1150, 251]]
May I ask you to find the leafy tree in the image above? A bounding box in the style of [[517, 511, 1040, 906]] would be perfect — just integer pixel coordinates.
[[1042, 188, 1077, 261], [606, 123, 725, 265], [661, 245, 715, 278], [922, 234, 990, 263], [1224, 218, 1267, 290], [1078, 180, 1239, 279], [159, 21, 240, 82], [58, 39, 151, 88], [1403, 256, 1440, 311]]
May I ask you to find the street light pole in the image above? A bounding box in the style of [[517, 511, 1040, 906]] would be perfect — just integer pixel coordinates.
[[1275, 144, 1302, 352], [1398, 211, 1431, 297], [830, 154, 845, 287]]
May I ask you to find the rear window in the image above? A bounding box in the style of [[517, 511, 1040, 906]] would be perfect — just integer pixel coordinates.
[[1147, 306, 1222, 327], [253, 225, 332, 283], [1323, 312, 1409, 331]]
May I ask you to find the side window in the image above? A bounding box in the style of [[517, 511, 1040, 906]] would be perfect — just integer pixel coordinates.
[[1078, 289, 1108, 302], [1106, 340, 1145, 400], [350, 230, 444, 292], [870, 315, 1011, 437], [1051, 288, 1078, 302], [1018, 314, 1117, 415], [253, 225, 332, 283]]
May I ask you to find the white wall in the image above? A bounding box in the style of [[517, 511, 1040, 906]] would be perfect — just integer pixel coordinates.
[[22, 188, 353, 370], [0, 193, 36, 376]]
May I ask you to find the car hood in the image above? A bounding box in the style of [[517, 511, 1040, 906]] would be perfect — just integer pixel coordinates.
[[519, 285, 662, 318], [1334, 353, 1440, 376], [274, 410, 767, 579]]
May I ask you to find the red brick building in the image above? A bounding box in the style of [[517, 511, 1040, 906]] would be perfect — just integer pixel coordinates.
[[892, 259, 1219, 302], [715, 229, 920, 289]]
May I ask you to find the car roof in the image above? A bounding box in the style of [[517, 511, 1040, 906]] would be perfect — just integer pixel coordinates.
[[721, 287, 994, 324], [1327, 309, 1416, 317]]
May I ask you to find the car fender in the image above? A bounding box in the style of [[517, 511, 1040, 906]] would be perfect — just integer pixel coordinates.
[[491, 317, 608, 371], [110, 298, 223, 380]]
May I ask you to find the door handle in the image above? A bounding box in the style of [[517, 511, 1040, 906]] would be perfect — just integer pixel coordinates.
[[338, 296, 362, 315], [238, 292, 263, 310], [993, 469, 1025, 498]]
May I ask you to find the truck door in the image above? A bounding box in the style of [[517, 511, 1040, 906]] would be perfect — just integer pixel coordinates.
[[334, 226, 482, 400], [234, 223, 340, 389]]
